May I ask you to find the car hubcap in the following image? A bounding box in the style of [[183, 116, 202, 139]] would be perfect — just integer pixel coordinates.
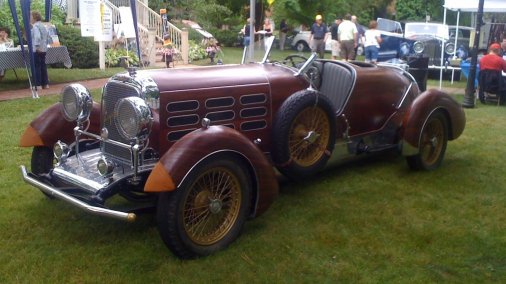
[[183, 167, 242, 245], [288, 107, 330, 167], [420, 118, 444, 165]]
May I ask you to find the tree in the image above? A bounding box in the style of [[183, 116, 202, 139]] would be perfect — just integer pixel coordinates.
[[395, 0, 444, 22]]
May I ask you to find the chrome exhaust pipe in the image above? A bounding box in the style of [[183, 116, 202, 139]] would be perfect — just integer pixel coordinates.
[[20, 165, 136, 222]]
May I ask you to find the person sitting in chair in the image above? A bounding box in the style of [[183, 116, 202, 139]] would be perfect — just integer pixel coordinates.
[[479, 43, 506, 104]]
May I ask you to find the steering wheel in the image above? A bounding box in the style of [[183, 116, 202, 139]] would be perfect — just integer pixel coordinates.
[[284, 54, 308, 68]]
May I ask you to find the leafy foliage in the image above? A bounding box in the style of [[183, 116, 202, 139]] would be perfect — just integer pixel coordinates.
[[188, 40, 207, 62], [105, 48, 139, 67], [208, 28, 238, 47], [58, 25, 99, 69]]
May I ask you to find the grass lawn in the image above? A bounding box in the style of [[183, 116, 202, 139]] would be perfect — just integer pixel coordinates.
[[0, 67, 124, 92], [1, 84, 506, 282]]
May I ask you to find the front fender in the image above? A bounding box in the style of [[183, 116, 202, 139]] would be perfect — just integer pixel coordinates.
[[144, 125, 279, 217], [402, 89, 466, 156], [19, 102, 101, 148]]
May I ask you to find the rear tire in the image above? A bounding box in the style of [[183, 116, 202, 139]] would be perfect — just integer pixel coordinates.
[[156, 154, 252, 259], [406, 111, 448, 171], [295, 41, 309, 52]]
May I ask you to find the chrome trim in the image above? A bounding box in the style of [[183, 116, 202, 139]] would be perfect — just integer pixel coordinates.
[[114, 97, 153, 141], [61, 84, 93, 122], [21, 166, 136, 222], [110, 72, 160, 110], [295, 52, 318, 77], [396, 83, 413, 110]]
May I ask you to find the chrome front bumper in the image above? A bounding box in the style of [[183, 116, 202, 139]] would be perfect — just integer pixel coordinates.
[[20, 166, 136, 222]]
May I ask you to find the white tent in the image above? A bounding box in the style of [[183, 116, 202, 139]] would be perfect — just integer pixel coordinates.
[[438, 0, 506, 88], [444, 0, 506, 13]]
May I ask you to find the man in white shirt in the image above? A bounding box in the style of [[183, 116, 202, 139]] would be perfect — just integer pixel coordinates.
[[338, 14, 358, 61]]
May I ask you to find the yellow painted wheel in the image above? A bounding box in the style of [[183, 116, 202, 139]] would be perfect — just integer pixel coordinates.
[[272, 90, 336, 180], [182, 167, 242, 246], [288, 107, 330, 167], [407, 111, 448, 171], [157, 154, 251, 259]]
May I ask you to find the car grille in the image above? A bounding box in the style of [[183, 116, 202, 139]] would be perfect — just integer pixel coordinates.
[[101, 81, 140, 163], [423, 40, 442, 66]]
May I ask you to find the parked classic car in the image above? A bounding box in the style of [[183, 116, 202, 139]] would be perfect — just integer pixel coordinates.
[[20, 37, 465, 259], [376, 19, 473, 80], [291, 30, 364, 56]]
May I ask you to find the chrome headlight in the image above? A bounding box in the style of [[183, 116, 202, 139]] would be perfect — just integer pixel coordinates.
[[61, 84, 93, 122], [97, 156, 115, 176], [114, 97, 153, 141], [53, 140, 70, 162], [399, 42, 410, 57], [445, 43, 455, 55], [413, 41, 425, 54]]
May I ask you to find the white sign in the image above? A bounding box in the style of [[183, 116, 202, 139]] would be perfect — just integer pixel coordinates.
[[118, 7, 137, 39], [94, 2, 113, 41], [79, 0, 100, 37]]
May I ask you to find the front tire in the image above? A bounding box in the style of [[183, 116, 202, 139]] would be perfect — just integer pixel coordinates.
[[157, 154, 252, 259], [407, 111, 448, 170], [31, 146, 56, 199]]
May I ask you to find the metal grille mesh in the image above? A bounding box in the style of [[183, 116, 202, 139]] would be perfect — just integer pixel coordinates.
[[102, 82, 140, 162]]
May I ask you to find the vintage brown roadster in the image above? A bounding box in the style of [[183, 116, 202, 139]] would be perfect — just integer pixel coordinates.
[[20, 39, 465, 259]]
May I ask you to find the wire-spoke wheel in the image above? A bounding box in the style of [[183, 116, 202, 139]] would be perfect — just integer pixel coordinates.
[[407, 111, 448, 170], [288, 107, 330, 167], [157, 154, 251, 259], [272, 90, 336, 180]]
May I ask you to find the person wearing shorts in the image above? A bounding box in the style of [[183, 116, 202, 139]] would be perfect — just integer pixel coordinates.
[[338, 14, 357, 61], [330, 17, 342, 60]]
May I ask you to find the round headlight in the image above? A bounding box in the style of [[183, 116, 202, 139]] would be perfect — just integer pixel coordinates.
[[399, 42, 410, 57], [53, 140, 70, 162], [61, 84, 93, 122], [445, 43, 455, 55], [97, 156, 115, 176], [413, 41, 425, 54], [114, 97, 153, 141]]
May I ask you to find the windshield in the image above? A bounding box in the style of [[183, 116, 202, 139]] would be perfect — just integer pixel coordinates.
[[405, 23, 449, 40], [377, 18, 403, 34], [241, 35, 275, 64]]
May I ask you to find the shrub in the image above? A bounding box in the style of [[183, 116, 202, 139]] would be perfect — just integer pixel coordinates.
[[208, 28, 238, 47], [188, 40, 206, 62], [105, 48, 139, 67], [58, 25, 99, 68]]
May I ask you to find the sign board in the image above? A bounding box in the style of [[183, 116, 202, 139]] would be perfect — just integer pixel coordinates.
[[94, 2, 113, 41], [118, 7, 137, 38], [79, 0, 100, 37]]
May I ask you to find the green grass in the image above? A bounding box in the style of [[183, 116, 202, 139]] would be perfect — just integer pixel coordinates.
[[1, 88, 506, 282], [0, 67, 124, 91]]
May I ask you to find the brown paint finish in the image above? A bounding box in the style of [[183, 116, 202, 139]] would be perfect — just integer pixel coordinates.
[[343, 65, 412, 136], [146, 125, 279, 217], [19, 102, 102, 147], [403, 88, 465, 148]]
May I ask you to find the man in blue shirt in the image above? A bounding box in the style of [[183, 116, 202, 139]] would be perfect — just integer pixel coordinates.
[[310, 15, 328, 58]]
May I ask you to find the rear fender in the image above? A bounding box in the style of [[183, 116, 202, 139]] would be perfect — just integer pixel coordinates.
[[144, 125, 279, 217], [19, 102, 101, 148], [401, 89, 465, 156]]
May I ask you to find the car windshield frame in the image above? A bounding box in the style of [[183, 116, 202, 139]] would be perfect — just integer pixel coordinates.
[[405, 23, 449, 40]]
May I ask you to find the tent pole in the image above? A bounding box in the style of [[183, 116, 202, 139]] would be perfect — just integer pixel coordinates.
[[462, 0, 485, 108], [439, 7, 447, 90], [453, 9, 460, 60]]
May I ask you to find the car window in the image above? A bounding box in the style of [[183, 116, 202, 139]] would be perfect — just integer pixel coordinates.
[[405, 23, 449, 40]]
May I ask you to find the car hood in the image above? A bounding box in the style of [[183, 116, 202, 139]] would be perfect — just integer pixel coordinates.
[[138, 64, 271, 92]]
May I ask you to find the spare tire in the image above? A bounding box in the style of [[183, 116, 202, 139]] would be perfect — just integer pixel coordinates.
[[272, 90, 337, 180]]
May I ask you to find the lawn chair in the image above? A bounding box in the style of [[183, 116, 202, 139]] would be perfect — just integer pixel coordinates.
[[478, 69, 505, 106]]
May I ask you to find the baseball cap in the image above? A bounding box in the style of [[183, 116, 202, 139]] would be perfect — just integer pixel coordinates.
[[489, 43, 501, 50], [315, 15, 322, 20]]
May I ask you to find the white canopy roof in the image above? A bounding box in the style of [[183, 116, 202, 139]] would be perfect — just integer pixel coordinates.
[[444, 0, 506, 12]]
